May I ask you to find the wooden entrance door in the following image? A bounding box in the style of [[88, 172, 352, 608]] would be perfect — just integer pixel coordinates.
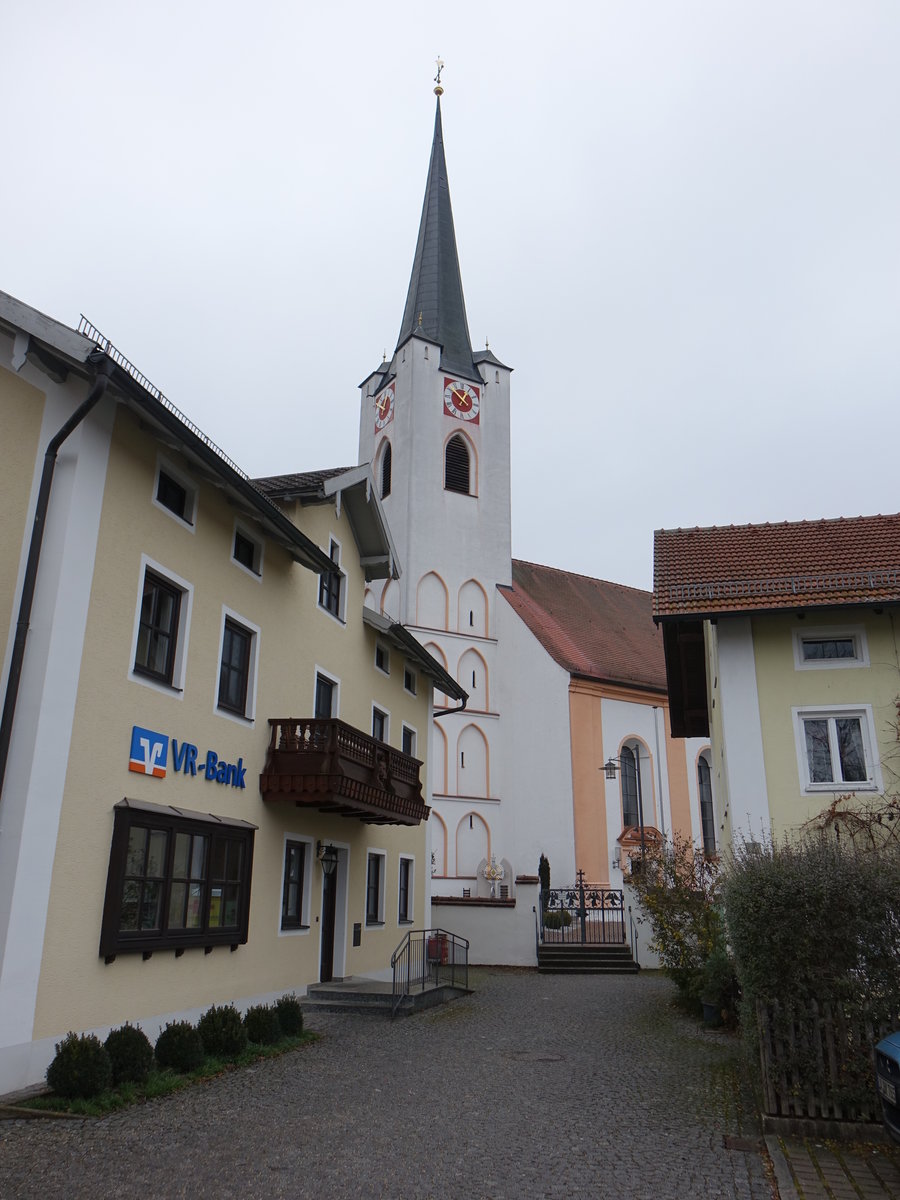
[[320, 866, 337, 982]]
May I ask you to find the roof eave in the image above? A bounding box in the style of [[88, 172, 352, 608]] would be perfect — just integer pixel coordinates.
[[362, 609, 467, 700], [322, 466, 401, 581]]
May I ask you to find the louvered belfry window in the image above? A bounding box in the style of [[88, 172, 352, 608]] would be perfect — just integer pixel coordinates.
[[381, 442, 392, 498], [445, 435, 470, 494]]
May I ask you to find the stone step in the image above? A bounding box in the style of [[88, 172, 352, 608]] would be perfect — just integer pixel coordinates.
[[301, 978, 472, 1018], [538, 963, 640, 974], [537, 944, 639, 974]]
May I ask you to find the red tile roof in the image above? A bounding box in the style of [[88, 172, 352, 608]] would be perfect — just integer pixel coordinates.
[[499, 560, 667, 692], [654, 514, 900, 618]]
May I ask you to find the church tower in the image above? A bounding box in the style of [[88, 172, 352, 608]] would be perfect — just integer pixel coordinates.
[[358, 82, 513, 891]]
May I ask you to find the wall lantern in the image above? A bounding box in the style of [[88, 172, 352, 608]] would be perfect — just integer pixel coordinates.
[[316, 842, 339, 876]]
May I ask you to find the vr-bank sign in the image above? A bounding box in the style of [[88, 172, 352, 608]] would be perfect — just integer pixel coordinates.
[[128, 725, 247, 789]]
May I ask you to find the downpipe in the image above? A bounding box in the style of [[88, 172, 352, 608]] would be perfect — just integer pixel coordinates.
[[0, 356, 111, 805]]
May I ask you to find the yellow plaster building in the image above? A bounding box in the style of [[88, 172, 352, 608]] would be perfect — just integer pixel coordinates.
[[0, 292, 463, 1094], [654, 516, 900, 847]]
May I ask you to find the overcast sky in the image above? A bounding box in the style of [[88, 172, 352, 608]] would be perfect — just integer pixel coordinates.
[[3, 2, 899, 590]]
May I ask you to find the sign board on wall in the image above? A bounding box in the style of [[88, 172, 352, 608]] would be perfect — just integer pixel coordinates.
[[128, 725, 246, 789]]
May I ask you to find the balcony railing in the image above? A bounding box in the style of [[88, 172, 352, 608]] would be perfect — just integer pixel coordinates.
[[259, 718, 428, 826]]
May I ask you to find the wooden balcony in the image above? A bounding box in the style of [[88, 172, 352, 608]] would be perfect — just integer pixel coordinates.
[[259, 718, 428, 826]]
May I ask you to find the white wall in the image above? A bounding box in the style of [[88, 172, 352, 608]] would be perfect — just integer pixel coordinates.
[[431, 879, 540, 966]]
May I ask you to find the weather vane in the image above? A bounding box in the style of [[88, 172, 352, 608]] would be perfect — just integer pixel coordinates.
[[434, 57, 444, 96]]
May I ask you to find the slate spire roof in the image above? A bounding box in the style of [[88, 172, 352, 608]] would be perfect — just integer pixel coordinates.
[[396, 97, 480, 383]]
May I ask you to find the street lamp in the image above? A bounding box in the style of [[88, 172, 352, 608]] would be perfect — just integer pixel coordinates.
[[316, 842, 339, 876], [603, 751, 647, 864]]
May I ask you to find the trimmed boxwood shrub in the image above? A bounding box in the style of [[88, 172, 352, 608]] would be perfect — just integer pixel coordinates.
[[543, 909, 572, 929], [46, 1032, 112, 1099], [197, 1004, 248, 1060], [243, 1004, 281, 1045], [274, 994, 304, 1037], [104, 1023, 153, 1085], [155, 1021, 204, 1072]]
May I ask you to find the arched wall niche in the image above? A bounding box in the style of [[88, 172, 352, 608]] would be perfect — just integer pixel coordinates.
[[457, 723, 489, 797], [416, 571, 449, 630], [458, 578, 488, 636], [456, 811, 489, 877]]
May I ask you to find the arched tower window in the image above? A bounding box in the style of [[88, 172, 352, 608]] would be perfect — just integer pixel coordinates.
[[698, 752, 716, 856], [445, 435, 470, 495], [380, 442, 392, 499]]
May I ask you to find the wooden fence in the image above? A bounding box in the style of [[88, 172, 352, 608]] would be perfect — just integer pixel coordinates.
[[756, 997, 898, 1124]]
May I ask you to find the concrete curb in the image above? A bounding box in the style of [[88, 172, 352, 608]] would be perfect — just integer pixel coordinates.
[[765, 1136, 799, 1200]]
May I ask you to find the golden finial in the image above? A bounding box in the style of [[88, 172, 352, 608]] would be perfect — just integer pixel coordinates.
[[434, 57, 444, 96], [418, 311, 423, 327]]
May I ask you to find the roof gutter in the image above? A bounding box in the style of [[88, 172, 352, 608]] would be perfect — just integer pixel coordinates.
[[0, 351, 112, 804]]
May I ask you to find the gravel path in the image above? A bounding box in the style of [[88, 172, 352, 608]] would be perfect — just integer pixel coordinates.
[[0, 969, 773, 1199]]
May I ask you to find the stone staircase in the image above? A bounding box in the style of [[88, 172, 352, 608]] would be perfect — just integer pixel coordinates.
[[537, 943, 639, 974], [301, 975, 472, 1019]]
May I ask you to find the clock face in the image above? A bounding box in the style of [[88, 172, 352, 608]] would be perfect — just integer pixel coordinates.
[[374, 384, 395, 431], [443, 378, 480, 423]]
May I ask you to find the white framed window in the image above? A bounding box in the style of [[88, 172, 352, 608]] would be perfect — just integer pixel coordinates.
[[314, 669, 339, 719], [129, 556, 193, 695], [398, 855, 414, 923], [279, 835, 313, 934], [792, 625, 869, 670], [152, 457, 197, 530], [401, 725, 417, 759], [372, 705, 389, 743], [215, 607, 260, 723], [318, 537, 346, 624], [366, 850, 386, 925], [403, 663, 417, 696], [792, 705, 882, 792], [375, 642, 390, 675], [231, 521, 263, 578]]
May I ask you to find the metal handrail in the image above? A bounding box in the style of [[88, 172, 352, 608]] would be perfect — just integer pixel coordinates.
[[391, 927, 469, 1019]]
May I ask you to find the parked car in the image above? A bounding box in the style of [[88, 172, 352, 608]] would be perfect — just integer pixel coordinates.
[[875, 1031, 900, 1144]]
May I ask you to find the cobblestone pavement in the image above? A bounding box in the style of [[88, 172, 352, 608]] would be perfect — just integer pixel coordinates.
[[0, 969, 776, 1199]]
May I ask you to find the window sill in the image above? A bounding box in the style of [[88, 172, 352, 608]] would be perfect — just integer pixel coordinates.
[[398, 919, 414, 926], [803, 782, 878, 794], [280, 923, 311, 934], [365, 920, 385, 928]]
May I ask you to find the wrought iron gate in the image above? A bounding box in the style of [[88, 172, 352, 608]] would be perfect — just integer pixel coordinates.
[[540, 869, 626, 945]]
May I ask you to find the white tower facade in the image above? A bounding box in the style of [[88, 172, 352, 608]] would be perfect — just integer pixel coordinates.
[[358, 96, 515, 895]]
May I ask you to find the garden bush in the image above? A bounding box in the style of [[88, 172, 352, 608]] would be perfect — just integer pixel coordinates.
[[155, 1021, 204, 1072], [104, 1023, 153, 1085], [46, 1032, 112, 1099], [542, 909, 572, 929], [722, 836, 900, 1113], [724, 837, 900, 1018], [243, 1004, 282, 1045], [197, 1004, 248, 1060], [627, 832, 724, 1002], [274, 994, 304, 1037]]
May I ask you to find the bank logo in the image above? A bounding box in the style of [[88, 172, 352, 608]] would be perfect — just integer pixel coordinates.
[[129, 725, 168, 778]]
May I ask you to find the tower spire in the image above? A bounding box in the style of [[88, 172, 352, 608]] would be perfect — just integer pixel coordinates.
[[395, 77, 479, 382]]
